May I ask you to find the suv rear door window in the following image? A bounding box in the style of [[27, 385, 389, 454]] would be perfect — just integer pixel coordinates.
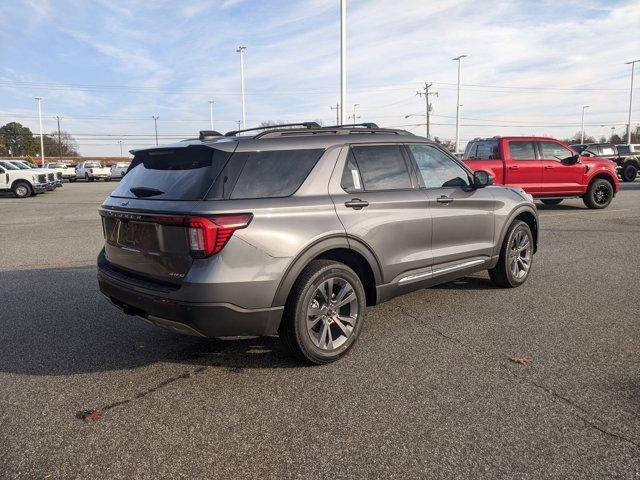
[[229, 149, 323, 199], [111, 145, 232, 200], [508, 141, 536, 160], [349, 145, 412, 191], [408, 145, 471, 188]]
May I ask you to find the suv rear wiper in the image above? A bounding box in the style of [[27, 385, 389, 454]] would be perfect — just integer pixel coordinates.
[[130, 186, 164, 198]]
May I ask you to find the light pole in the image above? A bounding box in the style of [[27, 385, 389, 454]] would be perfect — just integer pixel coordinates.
[[118, 140, 124, 158], [580, 105, 590, 144], [340, 0, 347, 124], [625, 60, 639, 144], [237, 46, 247, 130], [34, 97, 45, 166], [349, 103, 360, 125], [452, 55, 467, 154], [55, 115, 63, 159], [208, 100, 215, 130], [152, 115, 159, 146], [237, 120, 241, 131]]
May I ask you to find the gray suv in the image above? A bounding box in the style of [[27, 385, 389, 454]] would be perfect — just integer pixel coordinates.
[[98, 123, 538, 364]]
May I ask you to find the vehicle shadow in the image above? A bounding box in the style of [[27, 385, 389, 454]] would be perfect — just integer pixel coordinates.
[[432, 275, 495, 290], [0, 266, 302, 376]]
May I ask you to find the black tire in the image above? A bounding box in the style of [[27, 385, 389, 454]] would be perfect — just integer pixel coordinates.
[[489, 220, 533, 288], [12, 181, 32, 198], [86, 174, 94, 182], [541, 199, 562, 206], [104, 177, 111, 182], [68, 177, 77, 183], [279, 260, 366, 365], [621, 163, 638, 182], [583, 178, 613, 209]]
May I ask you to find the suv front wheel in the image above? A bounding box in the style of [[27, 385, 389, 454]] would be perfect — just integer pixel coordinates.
[[489, 220, 533, 288], [279, 260, 366, 364]]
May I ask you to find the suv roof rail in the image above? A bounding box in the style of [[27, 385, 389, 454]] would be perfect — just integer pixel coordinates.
[[199, 130, 223, 140], [225, 122, 321, 137]]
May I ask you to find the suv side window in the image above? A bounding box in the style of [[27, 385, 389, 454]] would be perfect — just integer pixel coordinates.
[[508, 141, 536, 160], [408, 144, 471, 188], [538, 141, 573, 161], [348, 145, 413, 191]]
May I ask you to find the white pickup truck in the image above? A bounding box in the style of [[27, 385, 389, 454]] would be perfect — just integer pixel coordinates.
[[110, 162, 130, 179], [46, 162, 76, 180], [0, 160, 48, 198], [74, 161, 112, 182]]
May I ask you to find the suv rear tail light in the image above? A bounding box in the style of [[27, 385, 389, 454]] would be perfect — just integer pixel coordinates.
[[187, 214, 252, 258]]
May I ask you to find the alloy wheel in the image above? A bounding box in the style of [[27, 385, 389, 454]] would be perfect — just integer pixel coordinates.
[[509, 230, 532, 280], [594, 184, 611, 205], [306, 277, 358, 351]]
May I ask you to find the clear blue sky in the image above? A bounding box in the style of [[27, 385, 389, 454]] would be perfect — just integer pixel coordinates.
[[0, 0, 638, 156]]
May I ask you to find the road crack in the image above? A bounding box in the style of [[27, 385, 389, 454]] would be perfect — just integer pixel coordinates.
[[397, 307, 640, 450]]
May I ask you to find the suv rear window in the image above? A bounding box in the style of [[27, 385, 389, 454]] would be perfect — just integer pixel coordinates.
[[229, 149, 323, 199], [111, 146, 232, 201]]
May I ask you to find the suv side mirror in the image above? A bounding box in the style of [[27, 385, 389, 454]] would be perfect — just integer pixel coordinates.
[[561, 155, 580, 165], [473, 170, 494, 188]]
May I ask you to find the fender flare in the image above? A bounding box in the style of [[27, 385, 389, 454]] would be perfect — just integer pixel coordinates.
[[271, 235, 383, 307], [495, 205, 539, 256]]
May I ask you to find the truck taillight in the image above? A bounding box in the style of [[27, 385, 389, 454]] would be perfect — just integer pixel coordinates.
[[187, 214, 252, 258]]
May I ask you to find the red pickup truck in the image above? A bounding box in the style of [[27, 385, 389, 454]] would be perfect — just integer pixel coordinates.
[[463, 136, 619, 209]]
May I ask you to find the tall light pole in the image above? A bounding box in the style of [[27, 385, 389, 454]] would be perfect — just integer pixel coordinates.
[[340, 0, 347, 124], [34, 97, 45, 166], [452, 55, 467, 154], [625, 60, 639, 144], [208, 100, 215, 130], [152, 115, 159, 146], [117, 140, 124, 158], [55, 115, 63, 159], [237, 46, 247, 130], [349, 103, 360, 125], [580, 105, 590, 144]]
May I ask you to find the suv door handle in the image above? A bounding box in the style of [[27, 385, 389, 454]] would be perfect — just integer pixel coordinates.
[[436, 195, 454, 204], [345, 199, 369, 210], [508, 165, 520, 170], [544, 165, 555, 169]]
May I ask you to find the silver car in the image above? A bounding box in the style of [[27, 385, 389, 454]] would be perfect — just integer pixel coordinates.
[[98, 123, 538, 364]]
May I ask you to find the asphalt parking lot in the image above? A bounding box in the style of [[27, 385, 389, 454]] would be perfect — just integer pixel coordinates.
[[1, 181, 639, 479]]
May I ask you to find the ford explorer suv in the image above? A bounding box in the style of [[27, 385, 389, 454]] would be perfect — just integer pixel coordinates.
[[0, 160, 48, 197], [463, 136, 619, 209], [98, 123, 538, 364]]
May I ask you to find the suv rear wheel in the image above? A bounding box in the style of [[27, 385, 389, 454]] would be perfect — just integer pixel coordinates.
[[279, 260, 366, 364], [583, 178, 613, 209], [489, 220, 533, 288]]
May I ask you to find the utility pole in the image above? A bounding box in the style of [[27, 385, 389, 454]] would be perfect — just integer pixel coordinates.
[[237, 120, 241, 131], [330, 103, 340, 125], [625, 59, 639, 144], [35, 97, 44, 166], [348, 103, 360, 125], [208, 100, 215, 130], [118, 140, 124, 158], [152, 115, 159, 146], [237, 46, 247, 129], [580, 105, 590, 144], [416, 82, 438, 139], [340, 0, 347, 124], [452, 55, 467, 154], [55, 115, 63, 159]]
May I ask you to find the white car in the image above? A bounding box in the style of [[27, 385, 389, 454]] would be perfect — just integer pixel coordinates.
[[8, 160, 61, 189], [46, 162, 76, 180], [0, 160, 48, 198], [110, 162, 130, 179], [75, 161, 112, 182]]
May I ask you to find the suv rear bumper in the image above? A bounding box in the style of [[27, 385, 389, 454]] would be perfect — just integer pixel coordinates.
[[97, 258, 283, 338]]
